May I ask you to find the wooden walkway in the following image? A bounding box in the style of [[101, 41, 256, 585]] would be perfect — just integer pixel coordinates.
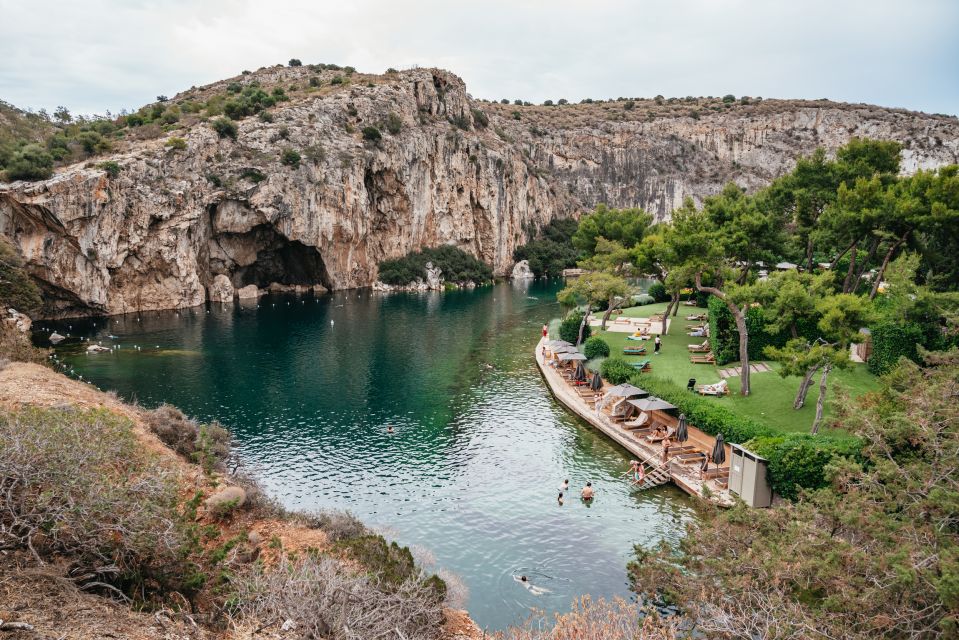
[[718, 362, 773, 378], [535, 339, 733, 505]]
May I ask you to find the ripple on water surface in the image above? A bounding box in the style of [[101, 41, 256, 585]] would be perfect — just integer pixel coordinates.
[[45, 282, 697, 631]]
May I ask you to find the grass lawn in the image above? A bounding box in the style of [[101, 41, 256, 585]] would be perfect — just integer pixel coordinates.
[[591, 302, 878, 437]]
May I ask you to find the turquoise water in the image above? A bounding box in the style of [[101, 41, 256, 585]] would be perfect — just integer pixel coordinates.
[[42, 280, 696, 631]]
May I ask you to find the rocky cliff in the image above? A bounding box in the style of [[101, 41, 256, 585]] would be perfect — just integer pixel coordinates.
[[1, 66, 957, 317]]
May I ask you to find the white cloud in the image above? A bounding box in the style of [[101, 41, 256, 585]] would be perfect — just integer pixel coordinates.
[[0, 0, 956, 116]]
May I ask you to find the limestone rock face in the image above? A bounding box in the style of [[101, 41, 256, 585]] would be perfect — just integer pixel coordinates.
[[236, 284, 261, 299], [511, 259, 534, 280], [208, 274, 234, 302], [1, 67, 956, 318], [424, 261, 442, 290], [6, 309, 31, 332]]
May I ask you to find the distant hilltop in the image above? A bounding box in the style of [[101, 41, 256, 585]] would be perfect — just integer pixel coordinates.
[[1, 62, 957, 317]]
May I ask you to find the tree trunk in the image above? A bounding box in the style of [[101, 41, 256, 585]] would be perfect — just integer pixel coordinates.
[[829, 237, 860, 270], [695, 272, 750, 396], [794, 363, 820, 409], [841, 242, 858, 293], [869, 231, 911, 300], [736, 262, 751, 285], [577, 309, 590, 345], [850, 236, 881, 293], [811, 364, 832, 434], [805, 236, 815, 272], [662, 292, 679, 334]]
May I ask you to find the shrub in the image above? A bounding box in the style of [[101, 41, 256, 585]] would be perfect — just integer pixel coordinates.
[[377, 246, 492, 286], [746, 434, 862, 500], [470, 108, 489, 128], [707, 296, 813, 365], [449, 114, 471, 130], [583, 336, 610, 360], [601, 357, 635, 384], [543, 100, 554, 106], [212, 118, 238, 140], [362, 126, 382, 143], [304, 509, 367, 542], [165, 136, 187, 151], [624, 100, 636, 110], [143, 404, 231, 473], [4, 144, 53, 181], [647, 282, 668, 302], [632, 293, 655, 306], [309, 75, 321, 87], [868, 321, 924, 375], [98, 160, 121, 178], [559, 314, 591, 344], [722, 94, 736, 103], [512, 218, 580, 277], [280, 148, 301, 168], [0, 407, 197, 598], [330, 75, 344, 85], [288, 58, 302, 67], [384, 112, 402, 134], [240, 168, 266, 182]]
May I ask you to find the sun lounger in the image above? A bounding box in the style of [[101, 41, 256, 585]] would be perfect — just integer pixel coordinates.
[[688, 340, 710, 352], [697, 380, 729, 396], [614, 317, 632, 325], [623, 346, 647, 355], [630, 360, 652, 372], [690, 353, 716, 364], [626, 335, 648, 341], [623, 413, 649, 428], [685, 313, 706, 321], [675, 452, 708, 464], [702, 467, 729, 480], [682, 300, 697, 307]]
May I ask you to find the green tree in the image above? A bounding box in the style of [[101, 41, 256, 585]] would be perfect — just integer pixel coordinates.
[[557, 271, 632, 333], [3, 144, 53, 181], [571, 204, 653, 255]]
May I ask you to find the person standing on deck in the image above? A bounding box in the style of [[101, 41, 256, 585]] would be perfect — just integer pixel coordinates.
[[542, 323, 549, 338], [654, 335, 662, 355]]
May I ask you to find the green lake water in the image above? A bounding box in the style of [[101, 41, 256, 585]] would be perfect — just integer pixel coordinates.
[[41, 280, 696, 631]]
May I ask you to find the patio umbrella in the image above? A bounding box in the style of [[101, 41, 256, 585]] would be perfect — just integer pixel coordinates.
[[711, 433, 726, 465], [590, 371, 602, 390], [548, 340, 572, 348], [574, 362, 586, 381], [605, 383, 648, 399], [627, 396, 675, 412], [675, 414, 688, 443], [558, 352, 587, 361]]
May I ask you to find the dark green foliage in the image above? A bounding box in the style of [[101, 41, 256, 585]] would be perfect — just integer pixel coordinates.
[[868, 321, 924, 375], [558, 314, 591, 344], [722, 94, 736, 103], [222, 86, 277, 120], [338, 535, 446, 600], [377, 246, 493, 286], [449, 114, 471, 130], [470, 108, 489, 128], [288, 58, 302, 67], [601, 356, 635, 384], [647, 282, 668, 302], [226, 82, 242, 94], [330, 75, 344, 85], [572, 203, 653, 254], [583, 336, 610, 359], [624, 100, 635, 110], [512, 218, 580, 277], [361, 126, 382, 143], [165, 136, 187, 151], [511, 111, 521, 120], [3, 144, 53, 180], [212, 118, 238, 140], [280, 148, 301, 168], [309, 76, 321, 87], [98, 160, 121, 178], [746, 434, 863, 500], [543, 100, 554, 106], [384, 112, 402, 135], [239, 168, 266, 183], [0, 236, 42, 314], [707, 296, 815, 365]]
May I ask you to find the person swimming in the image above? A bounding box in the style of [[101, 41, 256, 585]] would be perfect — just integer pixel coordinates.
[[559, 478, 570, 492], [557, 491, 564, 506], [387, 425, 395, 434], [515, 574, 551, 595], [581, 482, 595, 500]]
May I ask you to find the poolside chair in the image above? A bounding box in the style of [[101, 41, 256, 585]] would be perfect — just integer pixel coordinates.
[[623, 346, 647, 355], [697, 379, 729, 396], [688, 340, 710, 352], [623, 413, 649, 428], [685, 313, 707, 321], [674, 451, 708, 465], [690, 353, 716, 364], [630, 359, 652, 372], [626, 335, 647, 341]]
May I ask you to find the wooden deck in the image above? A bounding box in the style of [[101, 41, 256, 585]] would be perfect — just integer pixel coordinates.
[[535, 338, 733, 506]]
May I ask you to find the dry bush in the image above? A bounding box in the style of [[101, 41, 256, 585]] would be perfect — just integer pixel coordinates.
[[0, 407, 195, 599], [0, 321, 48, 365], [301, 509, 367, 542], [229, 553, 445, 640], [142, 404, 231, 472], [498, 596, 677, 640]]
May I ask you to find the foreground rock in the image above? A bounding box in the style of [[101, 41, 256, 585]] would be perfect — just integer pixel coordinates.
[[1, 66, 956, 317], [208, 273, 235, 302], [511, 259, 534, 279]]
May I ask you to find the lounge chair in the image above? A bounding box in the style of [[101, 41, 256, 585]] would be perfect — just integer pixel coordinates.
[[697, 379, 729, 396], [623, 413, 649, 428], [675, 452, 708, 465], [688, 340, 710, 353], [614, 317, 632, 325], [649, 314, 664, 323], [690, 353, 716, 364], [626, 335, 647, 341], [685, 313, 707, 321], [630, 359, 652, 372], [623, 346, 647, 355]]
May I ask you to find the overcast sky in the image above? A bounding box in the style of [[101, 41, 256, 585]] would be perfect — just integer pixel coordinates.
[[1, 0, 957, 117]]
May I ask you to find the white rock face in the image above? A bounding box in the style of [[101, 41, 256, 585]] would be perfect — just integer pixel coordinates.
[[236, 284, 261, 299], [7, 308, 32, 332], [208, 274, 235, 302], [1, 67, 956, 318], [49, 332, 65, 344], [511, 260, 534, 280], [86, 344, 110, 353], [424, 261, 443, 290]]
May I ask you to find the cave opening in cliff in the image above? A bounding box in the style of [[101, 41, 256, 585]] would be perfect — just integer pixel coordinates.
[[213, 223, 332, 291]]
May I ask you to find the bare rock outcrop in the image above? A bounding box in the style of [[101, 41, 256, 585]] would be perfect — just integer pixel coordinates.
[[511, 259, 534, 280], [1, 66, 956, 317], [208, 274, 235, 302]]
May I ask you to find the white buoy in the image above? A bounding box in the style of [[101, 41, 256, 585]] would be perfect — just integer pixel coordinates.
[[331, 320, 334, 325]]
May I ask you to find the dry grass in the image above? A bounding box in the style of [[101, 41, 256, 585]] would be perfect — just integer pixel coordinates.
[[498, 596, 677, 640]]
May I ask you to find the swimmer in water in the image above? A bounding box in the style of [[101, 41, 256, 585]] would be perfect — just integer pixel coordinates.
[[557, 491, 564, 506], [581, 482, 595, 500], [387, 425, 395, 435], [515, 574, 551, 595], [559, 478, 569, 492]]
